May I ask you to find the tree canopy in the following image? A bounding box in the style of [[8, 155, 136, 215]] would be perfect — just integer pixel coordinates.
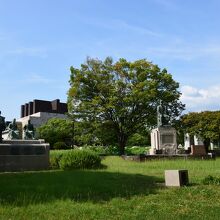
[[68, 57, 185, 154], [37, 118, 74, 148], [181, 111, 220, 143]]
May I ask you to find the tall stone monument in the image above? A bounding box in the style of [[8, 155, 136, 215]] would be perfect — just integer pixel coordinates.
[[150, 101, 177, 155]]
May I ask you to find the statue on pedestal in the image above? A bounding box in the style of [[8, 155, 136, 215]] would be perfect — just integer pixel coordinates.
[[7, 118, 20, 139], [0, 111, 6, 142], [23, 120, 35, 140], [157, 100, 170, 127]]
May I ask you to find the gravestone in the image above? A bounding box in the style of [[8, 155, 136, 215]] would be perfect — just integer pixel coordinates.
[[150, 101, 177, 155]]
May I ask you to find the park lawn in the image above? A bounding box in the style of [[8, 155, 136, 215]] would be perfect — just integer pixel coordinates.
[[1, 157, 220, 219]]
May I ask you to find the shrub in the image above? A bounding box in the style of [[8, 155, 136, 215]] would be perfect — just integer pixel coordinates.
[[202, 175, 220, 185], [59, 150, 101, 170], [53, 141, 68, 150]]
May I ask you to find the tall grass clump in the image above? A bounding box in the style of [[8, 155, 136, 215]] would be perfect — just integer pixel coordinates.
[[59, 149, 101, 170], [202, 175, 220, 185]]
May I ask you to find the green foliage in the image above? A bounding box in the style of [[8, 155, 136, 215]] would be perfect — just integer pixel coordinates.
[[125, 146, 149, 155], [181, 111, 220, 145], [37, 118, 74, 147], [127, 132, 150, 146], [68, 57, 184, 154], [53, 141, 68, 150], [77, 145, 149, 155], [74, 121, 118, 146], [59, 149, 101, 170], [202, 175, 220, 185], [49, 150, 66, 169]]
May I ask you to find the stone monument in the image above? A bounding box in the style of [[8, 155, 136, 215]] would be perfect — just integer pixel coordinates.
[[0, 112, 50, 172], [150, 101, 177, 155]]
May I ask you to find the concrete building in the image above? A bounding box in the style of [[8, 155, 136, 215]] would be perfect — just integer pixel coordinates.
[[17, 99, 68, 136]]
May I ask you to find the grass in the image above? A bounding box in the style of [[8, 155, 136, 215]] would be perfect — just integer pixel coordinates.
[[1, 156, 220, 219]]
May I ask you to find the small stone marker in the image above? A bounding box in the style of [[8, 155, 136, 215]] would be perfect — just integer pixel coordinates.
[[165, 170, 189, 187]]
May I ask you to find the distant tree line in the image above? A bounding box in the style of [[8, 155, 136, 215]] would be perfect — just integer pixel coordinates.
[[180, 111, 220, 148]]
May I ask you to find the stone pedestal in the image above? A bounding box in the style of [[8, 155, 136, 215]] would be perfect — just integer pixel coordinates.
[[0, 139, 50, 172], [165, 170, 189, 187], [150, 126, 177, 155]]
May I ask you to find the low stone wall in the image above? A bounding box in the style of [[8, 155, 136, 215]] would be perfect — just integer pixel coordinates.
[[122, 154, 215, 162], [0, 140, 49, 172]]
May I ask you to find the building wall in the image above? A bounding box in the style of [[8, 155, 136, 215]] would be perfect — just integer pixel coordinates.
[[18, 112, 67, 128], [21, 99, 68, 118]]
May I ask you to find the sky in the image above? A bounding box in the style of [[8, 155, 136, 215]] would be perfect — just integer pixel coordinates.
[[1, 0, 220, 120]]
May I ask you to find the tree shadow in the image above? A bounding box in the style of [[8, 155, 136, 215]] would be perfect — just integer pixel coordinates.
[[0, 170, 163, 206]]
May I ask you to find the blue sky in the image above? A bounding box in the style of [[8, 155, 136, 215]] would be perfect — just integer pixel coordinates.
[[1, 0, 220, 120]]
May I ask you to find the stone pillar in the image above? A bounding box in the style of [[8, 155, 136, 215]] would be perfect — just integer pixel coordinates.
[[21, 105, 25, 118], [184, 133, 191, 150], [28, 102, 33, 116], [24, 103, 29, 117]]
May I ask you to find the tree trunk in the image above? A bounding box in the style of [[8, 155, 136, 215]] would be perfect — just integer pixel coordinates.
[[118, 133, 127, 155]]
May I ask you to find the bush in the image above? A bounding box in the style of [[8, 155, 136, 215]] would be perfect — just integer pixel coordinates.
[[53, 141, 68, 150], [59, 150, 102, 170], [202, 175, 220, 185]]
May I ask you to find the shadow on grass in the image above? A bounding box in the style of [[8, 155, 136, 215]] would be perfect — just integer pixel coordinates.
[[0, 170, 163, 206]]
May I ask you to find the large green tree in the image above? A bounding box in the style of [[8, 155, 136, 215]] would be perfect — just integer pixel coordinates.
[[37, 118, 74, 147], [68, 57, 184, 154]]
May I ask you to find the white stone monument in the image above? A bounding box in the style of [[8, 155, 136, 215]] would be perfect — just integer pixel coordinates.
[[150, 126, 177, 155], [150, 101, 177, 155]]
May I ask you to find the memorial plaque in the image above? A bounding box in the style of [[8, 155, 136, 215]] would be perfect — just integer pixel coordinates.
[[162, 134, 173, 143]]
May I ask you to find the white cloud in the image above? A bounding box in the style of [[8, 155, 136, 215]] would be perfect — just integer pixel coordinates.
[[181, 85, 220, 112], [7, 46, 48, 58], [111, 20, 161, 37], [147, 44, 220, 61], [20, 73, 55, 84], [84, 18, 161, 37]]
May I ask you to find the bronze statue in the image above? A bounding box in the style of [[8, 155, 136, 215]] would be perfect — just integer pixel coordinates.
[[0, 111, 6, 142], [157, 100, 170, 127], [23, 120, 35, 140], [7, 118, 20, 139]]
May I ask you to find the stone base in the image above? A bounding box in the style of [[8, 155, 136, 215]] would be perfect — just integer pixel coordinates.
[[191, 145, 207, 156], [0, 139, 50, 172]]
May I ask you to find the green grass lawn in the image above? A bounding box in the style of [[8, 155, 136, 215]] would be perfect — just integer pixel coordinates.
[[1, 156, 220, 219]]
